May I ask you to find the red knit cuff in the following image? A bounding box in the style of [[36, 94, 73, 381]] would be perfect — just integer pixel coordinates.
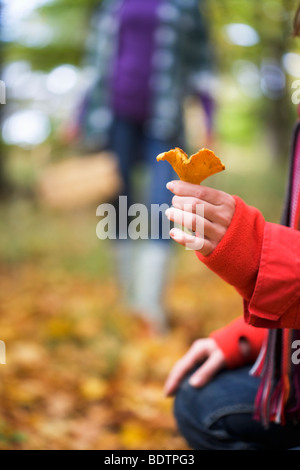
[[210, 325, 244, 369], [210, 317, 267, 369]]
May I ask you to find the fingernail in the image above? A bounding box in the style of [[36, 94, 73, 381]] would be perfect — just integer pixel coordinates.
[[170, 228, 182, 241], [166, 182, 175, 192], [169, 228, 176, 239], [189, 376, 202, 387]]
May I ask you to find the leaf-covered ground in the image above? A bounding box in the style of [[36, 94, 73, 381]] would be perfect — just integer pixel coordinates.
[[0, 198, 242, 450]]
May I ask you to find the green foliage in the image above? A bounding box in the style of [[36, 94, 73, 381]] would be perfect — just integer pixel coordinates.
[[4, 1, 100, 70], [4, 0, 298, 72]]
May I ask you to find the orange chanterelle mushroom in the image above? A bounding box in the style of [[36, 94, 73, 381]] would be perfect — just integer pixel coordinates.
[[156, 147, 225, 185]]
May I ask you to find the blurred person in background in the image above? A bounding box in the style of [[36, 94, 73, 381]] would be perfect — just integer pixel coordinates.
[[163, 3, 300, 450], [70, 0, 216, 332]]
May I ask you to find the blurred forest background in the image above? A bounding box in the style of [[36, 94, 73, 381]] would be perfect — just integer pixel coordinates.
[[0, 0, 299, 450]]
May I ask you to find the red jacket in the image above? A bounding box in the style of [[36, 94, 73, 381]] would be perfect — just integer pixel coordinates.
[[197, 196, 300, 369]]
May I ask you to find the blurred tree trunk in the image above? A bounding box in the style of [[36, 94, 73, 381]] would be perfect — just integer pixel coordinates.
[[0, 0, 6, 197], [0, 0, 9, 198], [255, 0, 295, 164], [263, 43, 294, 165]]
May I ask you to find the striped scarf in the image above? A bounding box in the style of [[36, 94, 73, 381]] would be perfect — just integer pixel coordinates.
[[251, 114, 300, 427]]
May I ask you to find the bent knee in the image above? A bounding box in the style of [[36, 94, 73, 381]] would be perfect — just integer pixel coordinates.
[[173, 376, 210, 449], [172, 374, 250, 450]]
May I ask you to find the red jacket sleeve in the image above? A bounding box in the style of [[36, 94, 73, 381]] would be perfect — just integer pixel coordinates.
[[244, 222, 300, 328], [196, 196, 265, 301], [197, 196, 300, 329], [210, 316, 267, 369]]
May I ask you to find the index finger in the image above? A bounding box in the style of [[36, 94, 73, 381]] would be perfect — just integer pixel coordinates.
[[166, 181, 225, 206], [164, 342, 208, 396]]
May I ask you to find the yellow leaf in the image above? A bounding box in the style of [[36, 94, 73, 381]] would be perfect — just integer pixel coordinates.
[[80, 378, 107, 401], [120, 422, 150, 450]]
